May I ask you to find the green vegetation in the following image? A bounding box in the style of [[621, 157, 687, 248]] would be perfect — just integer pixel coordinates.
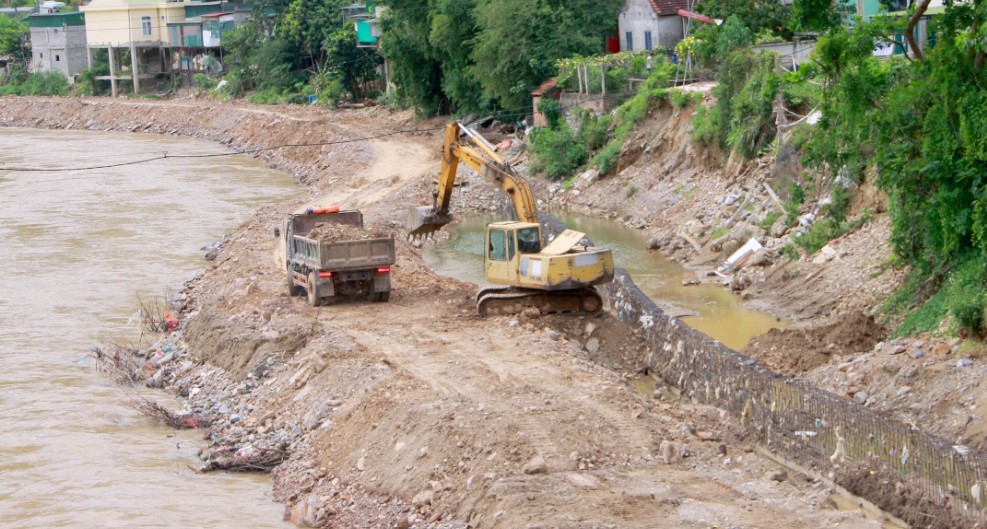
[[381, 0, 623, 116], [528, 56, 676, 180], [690, 16, 789, 159], [0, 71, 71, 96]]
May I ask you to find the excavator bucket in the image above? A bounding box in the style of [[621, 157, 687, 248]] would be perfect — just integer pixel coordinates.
[[407, 206, 453, 239]]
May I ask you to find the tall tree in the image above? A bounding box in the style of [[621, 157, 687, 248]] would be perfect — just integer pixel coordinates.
[[380, 0, 449, 115], [471, 0, 624, 111], [0, 16, 29, 71], [322, 23, 383, 101], [696, 0, 791, 39]]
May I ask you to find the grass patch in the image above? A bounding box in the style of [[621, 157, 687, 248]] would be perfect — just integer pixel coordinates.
[[758, 210, 782, 231], [891, 285, 950, 338], [709, 226, 729, 240]]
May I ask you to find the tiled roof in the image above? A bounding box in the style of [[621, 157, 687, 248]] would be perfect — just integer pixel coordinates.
[[531, 77, 558, 96], [648, 0, 693, 16]]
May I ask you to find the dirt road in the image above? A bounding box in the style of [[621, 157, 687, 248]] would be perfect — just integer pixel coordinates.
[[0, 97, 890, 528]]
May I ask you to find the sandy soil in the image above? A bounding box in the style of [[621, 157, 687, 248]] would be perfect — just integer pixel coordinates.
[[1, 95, 906, 528]]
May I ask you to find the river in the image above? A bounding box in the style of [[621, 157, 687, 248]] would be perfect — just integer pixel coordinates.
[[0, 128, 298, 529]]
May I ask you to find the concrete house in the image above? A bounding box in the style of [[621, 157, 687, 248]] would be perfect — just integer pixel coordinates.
[[80, 0, 234, 95], [618, 0, 708, 52], [28, 11, 88, 79]]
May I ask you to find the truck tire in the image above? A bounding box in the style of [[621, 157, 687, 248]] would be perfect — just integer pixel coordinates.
[[286, 266, 302, 296], [307, 272, 321, 306], [374, 292, 390, 302]]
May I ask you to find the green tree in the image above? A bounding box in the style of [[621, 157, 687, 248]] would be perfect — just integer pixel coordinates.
[[322, 23, 382, 102], [280, 0, 349, 61], [470, 0, 624, 111], [697, 0, 791, 39], [789, 0, 851, 32], [802, 3, 987, 334], [428, 0, 486, 114], [0, 15, 29, 72], [379, 0, 448, 116]]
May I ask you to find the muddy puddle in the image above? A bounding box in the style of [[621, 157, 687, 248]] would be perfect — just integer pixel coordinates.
[[0, 128, 298, 528], [424, 212, 787, 350]]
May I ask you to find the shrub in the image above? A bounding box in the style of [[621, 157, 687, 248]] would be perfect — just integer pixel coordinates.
[[20, 71, 70, 96], [947, 258, 987, 337], [691, 105, 721, 145], [591, 140, 621, 175], [249, 88, 284, 105], [529, 124, 586, 180], [193, 73, 218, 92], [574, 110, 611, 151]]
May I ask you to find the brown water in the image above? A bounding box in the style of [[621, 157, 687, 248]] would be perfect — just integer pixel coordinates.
[[0, 128, 298, 528], [424, 213, 787, 350]]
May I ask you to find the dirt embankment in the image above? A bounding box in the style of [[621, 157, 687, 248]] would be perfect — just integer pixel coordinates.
[[3, 95, 895, 529]]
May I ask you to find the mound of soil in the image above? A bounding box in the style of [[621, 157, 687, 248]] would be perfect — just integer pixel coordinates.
[[305, 222, 390, 242], [743, 312, 887, 375]]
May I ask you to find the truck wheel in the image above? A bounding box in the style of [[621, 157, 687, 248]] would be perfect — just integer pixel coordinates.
[[286, 266, 301, 296], [307, 272, 321, 306], [374, 292, 390, 302]]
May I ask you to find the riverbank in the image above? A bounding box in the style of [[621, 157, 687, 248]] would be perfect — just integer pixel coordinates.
[[0, 95, 897, 528]]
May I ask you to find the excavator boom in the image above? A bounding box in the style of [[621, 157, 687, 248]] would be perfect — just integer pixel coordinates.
[[408, 122, 538, 238]]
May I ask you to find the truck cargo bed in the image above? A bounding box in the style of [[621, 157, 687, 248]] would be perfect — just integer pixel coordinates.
[[293, 236, 396, 271]]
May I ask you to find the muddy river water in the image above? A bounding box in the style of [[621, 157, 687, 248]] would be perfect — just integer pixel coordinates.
[[0, 128, 298, 528]]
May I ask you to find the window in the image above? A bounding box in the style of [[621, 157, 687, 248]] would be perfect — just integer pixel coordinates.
[[507, 230, 516, 261], [141, 16, 152, 36], [625, 31, 633, 51], [645, 31, 653, 51], [517, 227, 540, 254], [488, 230, 506, 261], [55, 54, 60, 62]]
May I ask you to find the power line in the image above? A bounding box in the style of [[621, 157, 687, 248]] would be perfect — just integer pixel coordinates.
[[0, 125, 444, 172]]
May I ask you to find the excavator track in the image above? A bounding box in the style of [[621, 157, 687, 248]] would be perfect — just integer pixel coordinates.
[[476, 287, 603, 317]]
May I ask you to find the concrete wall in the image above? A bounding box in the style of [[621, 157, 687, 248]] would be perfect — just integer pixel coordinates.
[[559, 92, 619, 115], [619, 0, 684, 51], [30, 25, 88, 78], [751, 40, 817, 70], [656, 16, 683, 49]]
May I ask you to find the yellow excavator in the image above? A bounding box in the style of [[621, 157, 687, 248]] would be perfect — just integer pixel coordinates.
[[409, 121, 615, 316]]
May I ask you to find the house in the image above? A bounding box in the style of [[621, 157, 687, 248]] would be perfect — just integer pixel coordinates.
[[27, 12, 88, 79], [80, 0, 242, 95], [618, 0, 713, 53], [168, 7, 249, 80]]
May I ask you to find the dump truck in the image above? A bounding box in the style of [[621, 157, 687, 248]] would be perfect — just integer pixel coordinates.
[[278, 207, 395, 306]]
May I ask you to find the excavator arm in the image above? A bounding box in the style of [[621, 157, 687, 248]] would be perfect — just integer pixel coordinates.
[[409, 122, 538, 238]]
